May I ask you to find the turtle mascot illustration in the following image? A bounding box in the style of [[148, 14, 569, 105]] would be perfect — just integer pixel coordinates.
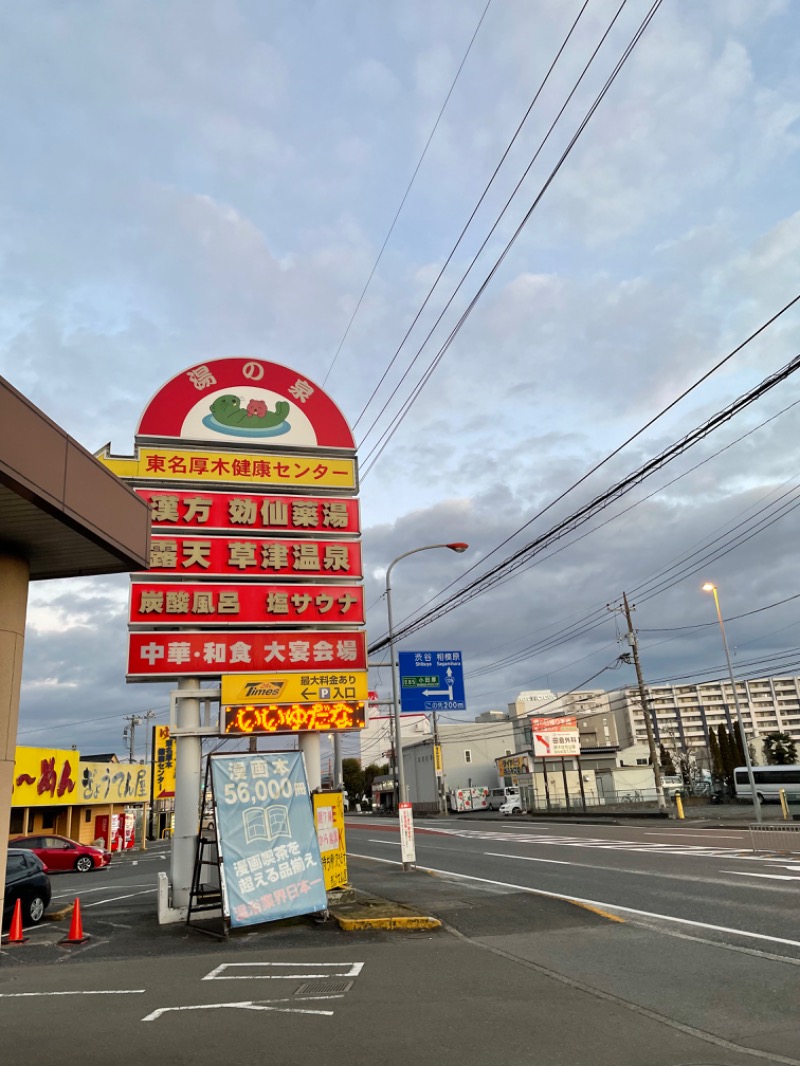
[[209, 394, 290, 430]]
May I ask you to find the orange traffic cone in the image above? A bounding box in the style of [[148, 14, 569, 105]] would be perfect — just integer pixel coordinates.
[[60, 898, 90, 945], [5, 898, 28, 944]]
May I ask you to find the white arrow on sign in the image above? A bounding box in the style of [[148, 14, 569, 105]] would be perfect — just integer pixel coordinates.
[[422, 665, 457, 699], [142, 995, 344, 1022]]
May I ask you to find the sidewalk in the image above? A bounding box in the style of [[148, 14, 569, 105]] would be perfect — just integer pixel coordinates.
[[365, 801, 799, 828]]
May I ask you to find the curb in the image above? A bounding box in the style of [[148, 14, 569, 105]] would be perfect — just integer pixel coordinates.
[[327, 886, 442, 932], [45, 904, 73, 922], [332, 914, 441, 931]]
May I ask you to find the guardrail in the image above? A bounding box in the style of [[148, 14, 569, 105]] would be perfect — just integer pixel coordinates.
[[748, 824, 800, 855]]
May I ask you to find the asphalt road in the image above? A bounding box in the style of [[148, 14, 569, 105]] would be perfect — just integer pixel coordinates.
[[345, 816, 800, 955], [3, 828, 799, 1064]]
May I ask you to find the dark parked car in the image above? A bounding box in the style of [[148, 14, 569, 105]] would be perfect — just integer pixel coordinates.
[[9, 834, 111, 873], [4, 848, 52, 927]]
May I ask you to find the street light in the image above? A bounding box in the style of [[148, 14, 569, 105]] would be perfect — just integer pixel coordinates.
[[701, 582, 761, 823], [386, 542, 468, 870]]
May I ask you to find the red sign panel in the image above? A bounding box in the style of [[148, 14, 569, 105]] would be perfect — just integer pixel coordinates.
[[148, 535, 362, 579], [529, 716, 577, 732], [136, 489, 360, 536], [128, 630, 367, 679], [129, 582, 364, 627], [136, 357, 356, 450], [221, 701, 366, 735]]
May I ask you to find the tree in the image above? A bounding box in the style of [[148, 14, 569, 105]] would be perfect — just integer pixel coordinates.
[[732, 720, 747, 766], [762, 732, 798, 766], [708, 729, 724, 783], [717, 723, 736, 795], [677, 749, 693, 792], [363, 762, 389, 796], [342, 758, 364, 803], [659, 744, 676, 775]]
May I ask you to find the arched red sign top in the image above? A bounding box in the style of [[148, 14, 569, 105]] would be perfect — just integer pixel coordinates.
[[136, 358, 355, 451]]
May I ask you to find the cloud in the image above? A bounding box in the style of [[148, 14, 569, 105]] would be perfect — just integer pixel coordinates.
[[5, 1, 800, 756]]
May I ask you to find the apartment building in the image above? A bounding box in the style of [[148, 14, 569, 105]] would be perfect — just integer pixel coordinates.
[[608, 674, 800, 761]]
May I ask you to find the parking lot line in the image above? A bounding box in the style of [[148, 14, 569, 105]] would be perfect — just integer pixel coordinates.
[[82, 889, 157, 908]]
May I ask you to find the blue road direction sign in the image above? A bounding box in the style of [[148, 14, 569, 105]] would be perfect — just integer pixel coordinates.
[[398, 651, 466, 713]]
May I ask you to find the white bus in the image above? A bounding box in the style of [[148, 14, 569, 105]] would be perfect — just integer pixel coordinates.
[[733, 765, 800, 803]]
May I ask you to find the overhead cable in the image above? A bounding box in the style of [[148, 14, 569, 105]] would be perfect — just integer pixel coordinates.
[[360, 1, 661, 474], [353, 0, 601, 436], [322, 0, 494, 386], [369, 345, 800, 653]]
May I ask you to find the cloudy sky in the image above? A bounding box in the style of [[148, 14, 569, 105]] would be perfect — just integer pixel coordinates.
[[4, 0, 800, 760]]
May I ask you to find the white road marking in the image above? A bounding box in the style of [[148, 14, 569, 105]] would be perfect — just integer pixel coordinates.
[[142, 996, 343, 1022], [418, 826, 766, 860], [368, 839, 401, 845], [350, 852, 800, 950], [485, 852, 571, 866], [643, 831, 744, 838], [635, 923, 800, 967], [82, 889, 157, 907], [0, 990, 144, 997], [203, 962, 363, 981], [721, 871, 800, 881], [478, 850, 792, 890], [51, 884, 154, 900]]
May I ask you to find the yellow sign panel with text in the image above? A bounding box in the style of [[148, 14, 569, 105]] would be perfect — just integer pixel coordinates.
[[98, 447, 356, 490], [152, 725, 176, 800], [78, 762, 151, 805], [12, 749, 151, 807], [313, 792, 347, 890], [12, 747, 81, 808], [222, 671, 368, 707]]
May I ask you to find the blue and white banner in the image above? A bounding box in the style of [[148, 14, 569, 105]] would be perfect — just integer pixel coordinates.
[[210, 752, 327, 928]]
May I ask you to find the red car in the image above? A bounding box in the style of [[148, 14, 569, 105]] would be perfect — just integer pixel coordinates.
[[10, 834, 111, 873]]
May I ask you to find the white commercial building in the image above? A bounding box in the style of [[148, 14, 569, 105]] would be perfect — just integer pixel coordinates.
[[354, 705, 431, 768], [403, 717, 520, 810], [507, 688, 613, 720]]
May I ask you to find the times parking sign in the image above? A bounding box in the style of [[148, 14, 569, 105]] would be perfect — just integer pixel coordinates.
[[398, 651, 466, 713]]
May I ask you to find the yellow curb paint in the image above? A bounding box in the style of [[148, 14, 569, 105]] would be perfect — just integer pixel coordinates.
[[570, 901, 625, 923], [333, 915, 441, 931], [44, 906, 73, 922]]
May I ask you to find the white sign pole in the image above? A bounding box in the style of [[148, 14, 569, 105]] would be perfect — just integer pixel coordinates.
[[169, 678, 202, 910], [299, 733, 322, 792], [398, 802, 416, 866]]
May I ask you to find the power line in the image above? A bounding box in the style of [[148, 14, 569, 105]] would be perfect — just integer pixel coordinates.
[[369, 292, 800, 651], [369, 340, 800, 653], [322, 0, 494, 386], [17, 705, 170, 737], [412, 657, 626, 746], [352, 0, 597, 435], [360, 0, 661, 476]]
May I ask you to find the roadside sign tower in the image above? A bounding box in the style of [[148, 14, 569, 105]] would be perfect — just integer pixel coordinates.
[[98, 357, 364, 918]]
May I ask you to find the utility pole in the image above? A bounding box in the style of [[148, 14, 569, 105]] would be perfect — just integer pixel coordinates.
[[123, 714, 143, 763], [431, 708, 446, 815], [140, 710, 156, 849], [622, 593, 666, 811]]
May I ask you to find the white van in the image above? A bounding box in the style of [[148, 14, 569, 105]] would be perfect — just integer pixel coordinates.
[[488, 786, 520, 811]]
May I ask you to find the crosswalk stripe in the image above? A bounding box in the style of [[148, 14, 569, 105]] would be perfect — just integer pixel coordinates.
[[422, 827, 792, 861]]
